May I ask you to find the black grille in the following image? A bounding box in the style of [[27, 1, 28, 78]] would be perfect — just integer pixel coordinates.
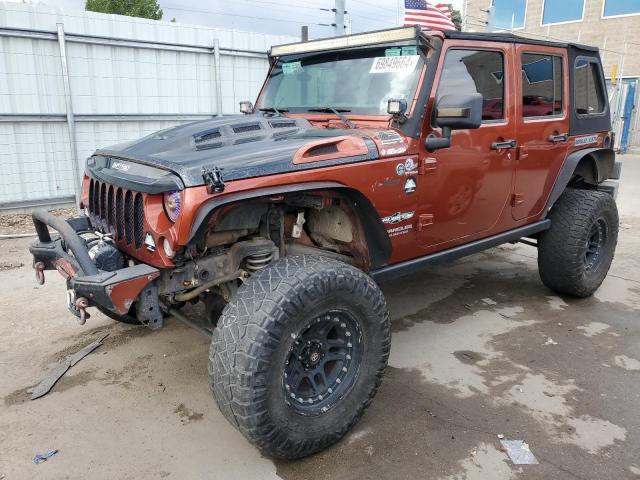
[[133, 193, 144, 249], [124, 190, 133, 245], [107, 186, 115, 235], [115, 188, 124, 241], [232, 123, 261, 133], [87, 178, 146, 249]]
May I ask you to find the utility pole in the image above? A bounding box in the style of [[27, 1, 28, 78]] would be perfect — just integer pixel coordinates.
[[335, 0, 346, 35]]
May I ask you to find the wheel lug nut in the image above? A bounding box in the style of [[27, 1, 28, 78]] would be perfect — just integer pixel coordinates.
[[346, 354, 351, 360], [342, 367, 347, 372], [336, 378, 341, 384], [340, 323, 346, 328]]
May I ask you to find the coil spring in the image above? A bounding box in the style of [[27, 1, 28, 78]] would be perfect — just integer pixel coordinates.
[[245, 251, 274, 272]]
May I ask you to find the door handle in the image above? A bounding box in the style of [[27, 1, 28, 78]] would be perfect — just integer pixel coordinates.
[[491, 139, 517, 150], [547, 133, 569, 143]]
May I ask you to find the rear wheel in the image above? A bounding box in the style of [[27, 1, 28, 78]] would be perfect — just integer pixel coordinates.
[[208, 255, 390, 459], [538, 189, 618, 297]]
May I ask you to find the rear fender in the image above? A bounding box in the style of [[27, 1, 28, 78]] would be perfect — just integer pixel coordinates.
[[543, 148, 616, 217]]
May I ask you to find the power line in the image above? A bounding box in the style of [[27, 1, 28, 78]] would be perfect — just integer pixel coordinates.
[[350, 0, 398, 13], [162, 4, 332, 27]]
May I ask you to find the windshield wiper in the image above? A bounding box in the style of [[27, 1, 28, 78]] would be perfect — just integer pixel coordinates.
[[307, 107, 355, 129], [259, 107, 289, 116]]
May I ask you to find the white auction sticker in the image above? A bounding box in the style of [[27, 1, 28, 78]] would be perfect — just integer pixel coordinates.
[[370, 55, 419, 74]]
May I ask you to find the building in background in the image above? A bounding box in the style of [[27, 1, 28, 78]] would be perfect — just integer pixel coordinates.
[[463, 0, 640, 153]]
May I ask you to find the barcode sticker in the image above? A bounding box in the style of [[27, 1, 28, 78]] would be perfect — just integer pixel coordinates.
[[370, 55, 420, 74]]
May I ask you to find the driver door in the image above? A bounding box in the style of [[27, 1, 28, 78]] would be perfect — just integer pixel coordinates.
[[416, 43, 516, 249]]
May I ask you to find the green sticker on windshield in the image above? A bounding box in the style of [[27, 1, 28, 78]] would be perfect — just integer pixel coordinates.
[[282, 61, 302, 75], [401, 46, 417, 56], [385, 47, 401, 57]]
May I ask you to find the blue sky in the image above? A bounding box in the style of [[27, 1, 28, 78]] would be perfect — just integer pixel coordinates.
[[13, 0, 464, 38]]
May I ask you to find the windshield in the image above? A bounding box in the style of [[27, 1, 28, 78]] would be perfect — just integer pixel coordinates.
[[258, 45, 425, 115]]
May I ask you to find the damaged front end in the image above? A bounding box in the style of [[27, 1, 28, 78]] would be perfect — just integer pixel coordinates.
[[29, 209, 161, 327]]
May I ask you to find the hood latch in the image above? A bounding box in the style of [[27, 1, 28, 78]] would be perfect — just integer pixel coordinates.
[[202, 166, 225, 193]]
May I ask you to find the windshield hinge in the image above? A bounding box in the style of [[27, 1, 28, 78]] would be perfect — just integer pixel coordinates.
[[202, 166, 225, 193]]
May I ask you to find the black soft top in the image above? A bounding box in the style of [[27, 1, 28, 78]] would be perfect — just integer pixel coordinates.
[[441, 30, 599, 52]]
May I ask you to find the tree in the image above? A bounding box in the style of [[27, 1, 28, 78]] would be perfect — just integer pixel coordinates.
[[85, 0, 163, 20], [448, 3, 462, 31]]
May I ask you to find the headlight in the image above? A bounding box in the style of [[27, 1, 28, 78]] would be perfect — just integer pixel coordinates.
[[163, 191, 182, 222]]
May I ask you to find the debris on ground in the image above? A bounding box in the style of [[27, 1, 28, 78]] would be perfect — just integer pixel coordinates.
[[497, 433, 504, 439], [0, 207, 75, 236], [31, 334, 108, 400], [481, 298, 497, 305], [0, 261, 24, 271], [33, 449, 59, 464], [500, 439, 538, 465], [544, 337, 558, 346]]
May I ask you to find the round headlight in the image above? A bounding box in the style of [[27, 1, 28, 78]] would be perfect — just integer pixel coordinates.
[[163, 191, 182, 222]]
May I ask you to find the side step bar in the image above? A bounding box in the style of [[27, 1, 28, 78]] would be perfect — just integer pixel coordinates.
[[371, 220, 550, 283]]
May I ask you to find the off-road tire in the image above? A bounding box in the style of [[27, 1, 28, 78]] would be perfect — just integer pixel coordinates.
[[208, 255, 391, 459], [538, 189, 618, 297], [95, 305, 139, 325]]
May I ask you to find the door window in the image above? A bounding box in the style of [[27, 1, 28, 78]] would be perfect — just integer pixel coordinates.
[[574, 60, 605, 115], [521, 53, 563, 117], [436, 49, 505, 121]]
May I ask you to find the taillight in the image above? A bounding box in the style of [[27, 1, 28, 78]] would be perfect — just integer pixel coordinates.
[[163, 191, 182, 223]]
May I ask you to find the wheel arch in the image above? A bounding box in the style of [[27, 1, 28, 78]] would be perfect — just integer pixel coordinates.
[[543, 147, 615, 218], [188, 182, 392, 269]]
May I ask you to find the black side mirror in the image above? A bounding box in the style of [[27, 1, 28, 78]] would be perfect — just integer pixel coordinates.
[[426, 93, 483, 152]]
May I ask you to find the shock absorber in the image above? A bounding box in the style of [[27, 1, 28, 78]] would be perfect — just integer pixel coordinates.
[[245, 251, 274, 272]]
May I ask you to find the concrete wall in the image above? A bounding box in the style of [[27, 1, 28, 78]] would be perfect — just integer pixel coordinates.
[[0, 2, 296, 209]]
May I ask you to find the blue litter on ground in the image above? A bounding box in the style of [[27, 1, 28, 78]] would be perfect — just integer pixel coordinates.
[[33, 449, 59, 464]]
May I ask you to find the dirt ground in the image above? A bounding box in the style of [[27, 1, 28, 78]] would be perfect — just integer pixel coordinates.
[[1, 156, 639, 480]]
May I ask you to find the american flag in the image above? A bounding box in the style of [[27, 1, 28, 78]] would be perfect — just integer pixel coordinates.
[[404, 0, 456, 31]]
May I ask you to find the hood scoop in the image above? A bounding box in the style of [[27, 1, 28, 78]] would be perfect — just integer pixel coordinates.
[[190, 116, 309, 152]]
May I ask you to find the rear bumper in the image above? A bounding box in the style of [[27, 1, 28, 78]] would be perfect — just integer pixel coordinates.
[[29, 209, 160, 321]]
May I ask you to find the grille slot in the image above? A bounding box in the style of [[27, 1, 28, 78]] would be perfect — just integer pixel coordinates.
[[115, 188, 124, 240], [133, 193, 144, 249], [124, 190, 133, 245], [232, 123, 261, 133], [88, 179, 95, 214], [194, 129, 221, 143], [89, 178, 147, 250], [107, 186, 115, 235], [269, 120, 297, 128]]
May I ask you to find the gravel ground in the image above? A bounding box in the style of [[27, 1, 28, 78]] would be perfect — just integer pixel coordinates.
[[0, 208, 76, 236], [0, 157, 638, 480]]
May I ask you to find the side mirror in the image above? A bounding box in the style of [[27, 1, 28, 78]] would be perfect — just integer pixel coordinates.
[[239, 101, 253, 114], [426, 93, 483, 152]]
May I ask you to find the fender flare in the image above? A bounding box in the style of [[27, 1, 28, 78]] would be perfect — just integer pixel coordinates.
[[188, 181, 392, 269], [543, 147, 615, 218]]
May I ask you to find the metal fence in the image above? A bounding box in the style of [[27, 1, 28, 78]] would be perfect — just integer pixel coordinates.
[[0, 2, 295, 210]]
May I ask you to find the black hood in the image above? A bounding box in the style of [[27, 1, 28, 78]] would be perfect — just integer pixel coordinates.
[[88, 115, 379, 192]]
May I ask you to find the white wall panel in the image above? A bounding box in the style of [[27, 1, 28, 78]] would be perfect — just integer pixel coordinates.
[[0, 1, 296, 207]]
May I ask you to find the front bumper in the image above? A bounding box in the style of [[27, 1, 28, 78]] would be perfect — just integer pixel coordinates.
[[29, 209, 160, 324]]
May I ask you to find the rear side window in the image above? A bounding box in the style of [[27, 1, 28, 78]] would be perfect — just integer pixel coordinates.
[[574, 59, 605, 115], [437, 49, 505, 121], [521, 53, 563, 117]]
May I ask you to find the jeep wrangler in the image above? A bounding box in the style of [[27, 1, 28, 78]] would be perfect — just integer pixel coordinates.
[[30, 27, 621, 459]]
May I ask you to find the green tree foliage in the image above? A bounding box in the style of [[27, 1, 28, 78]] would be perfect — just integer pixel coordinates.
[[85, 0, 163, 20], [448, 3, 462, 31]]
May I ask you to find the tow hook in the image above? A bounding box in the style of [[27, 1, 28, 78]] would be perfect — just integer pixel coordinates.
[[75, 297, 91, 325], [34, 261, 45, 285]]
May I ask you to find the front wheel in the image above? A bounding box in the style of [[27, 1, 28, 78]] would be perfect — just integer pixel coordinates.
[[208, 255, 391, 459], [538, 189, 619, 297]]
